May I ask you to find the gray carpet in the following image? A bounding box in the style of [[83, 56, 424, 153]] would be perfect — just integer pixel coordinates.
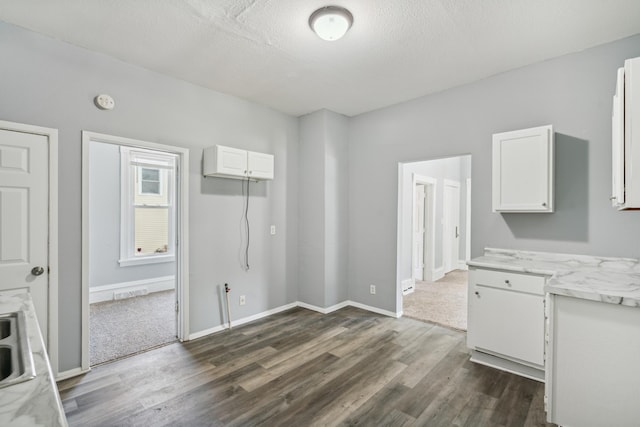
[[90, 290, 177, 366], [402, 270, 468, 331]]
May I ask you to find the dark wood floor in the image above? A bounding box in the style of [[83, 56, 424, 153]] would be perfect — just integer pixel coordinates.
[[58, 307, 555, 426]]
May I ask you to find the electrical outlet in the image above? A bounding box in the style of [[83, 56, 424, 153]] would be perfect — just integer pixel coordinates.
[[239, 295, 246, 305], [270, 225, 276, 235], [370, 285, 376, 295]]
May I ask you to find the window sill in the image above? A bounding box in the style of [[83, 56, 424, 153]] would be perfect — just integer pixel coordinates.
[[119, 254, 175, 267]]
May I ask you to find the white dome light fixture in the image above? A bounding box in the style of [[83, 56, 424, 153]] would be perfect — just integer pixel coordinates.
[[309, 6, 353, 41]]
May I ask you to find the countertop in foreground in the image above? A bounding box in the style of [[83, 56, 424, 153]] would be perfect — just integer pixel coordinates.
[[468, 248, 640, 307], [0, 293, 67, 427]]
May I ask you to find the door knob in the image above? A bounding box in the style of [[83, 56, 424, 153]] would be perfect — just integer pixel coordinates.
[[31, 266, 45, 276]]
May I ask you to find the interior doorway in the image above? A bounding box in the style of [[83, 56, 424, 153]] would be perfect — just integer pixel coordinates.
[[81, 132, 190, 371], [398, 155, 471, 330]]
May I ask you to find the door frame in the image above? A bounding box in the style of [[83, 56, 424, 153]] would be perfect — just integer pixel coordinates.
[[411, 174, 437, 282], [0, 119, 59, 376], [81, 131, 190, 372], [443, 179, 461, 274]]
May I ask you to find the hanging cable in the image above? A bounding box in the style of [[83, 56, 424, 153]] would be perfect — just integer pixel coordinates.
[[241, 176, 251, 271]]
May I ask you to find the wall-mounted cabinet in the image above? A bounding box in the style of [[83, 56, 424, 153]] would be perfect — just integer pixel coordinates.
[[203, 145, 274, 181], [492, 125, 554, 213], [611, 56, 640, 209]]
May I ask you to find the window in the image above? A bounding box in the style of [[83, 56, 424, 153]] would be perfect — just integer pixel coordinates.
[[119, 147, 177, 266]]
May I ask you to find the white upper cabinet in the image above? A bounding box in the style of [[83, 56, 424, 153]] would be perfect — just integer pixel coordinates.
[[612, 56, 640, 209], [492, 125, 554, 213], [203, 145, 274, 181]]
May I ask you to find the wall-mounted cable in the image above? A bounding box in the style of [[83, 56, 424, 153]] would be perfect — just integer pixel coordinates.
[[241, 177, 250, 271]]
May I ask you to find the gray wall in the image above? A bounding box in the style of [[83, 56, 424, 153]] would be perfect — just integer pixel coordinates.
[[399, 155, 471, 283], [298, 110, 348, 308], [89, 141, 175, 288], [0, 21, 299, 371], [348, 34, 640, 314]]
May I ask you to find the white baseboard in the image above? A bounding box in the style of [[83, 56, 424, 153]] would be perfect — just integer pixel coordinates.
[[90, 276, 175, 304], [432, 266, 445, 281], [188, 300, 400, 341], [297, 300, 350, 314], [56, 366, 91, 381], [188, 302, 299, 340], [457, 260, 469, 271]]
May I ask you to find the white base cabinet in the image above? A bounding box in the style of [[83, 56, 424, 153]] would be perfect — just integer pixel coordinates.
[[467, 267, 547, 380], [546, 295, 640, 426]]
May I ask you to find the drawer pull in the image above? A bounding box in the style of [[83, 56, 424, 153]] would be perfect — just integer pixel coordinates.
[[475, 291, 480, 296], [505, 279, 511, 285]]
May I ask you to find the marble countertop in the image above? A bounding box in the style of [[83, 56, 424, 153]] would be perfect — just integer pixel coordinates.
[[468, 248, 640, 308], [0, 293, 67, 427]]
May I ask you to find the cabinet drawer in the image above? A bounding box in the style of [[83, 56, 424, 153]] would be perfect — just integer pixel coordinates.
[[472, 268, 546, 295]]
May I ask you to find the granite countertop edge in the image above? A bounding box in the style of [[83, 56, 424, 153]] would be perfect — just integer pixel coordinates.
[[0, 293, 67, 427], [468, 248, 640, 308]]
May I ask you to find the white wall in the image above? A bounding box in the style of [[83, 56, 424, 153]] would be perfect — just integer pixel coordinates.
[[348, 34, 640, 314], [0, 21, 299, 372]]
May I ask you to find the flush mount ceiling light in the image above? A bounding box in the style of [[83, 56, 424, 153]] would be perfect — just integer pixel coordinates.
[[309, 6, 353, 41]]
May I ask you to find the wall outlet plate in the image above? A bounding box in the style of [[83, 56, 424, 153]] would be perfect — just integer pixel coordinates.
[[94, 94, 115, 110], [239, 295, 246, 305], [370, 285, 376, 295]]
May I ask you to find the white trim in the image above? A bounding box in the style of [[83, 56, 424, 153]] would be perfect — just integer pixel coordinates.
[[89, 276, 175, 304], [465, 178, 472, 262], [297, 300, 350, 315], [82, 131, 190, 371], [188, 300, 401, 341], [457, 260, 469, 271], [432, 266, 445, 281], [118, 255, 175, 267], [0, 120, 60, 377], [55, 367, 90, 382], [347, 301, 402, 318], [189, 302, 299, 340], [443, 179, 461, 274]]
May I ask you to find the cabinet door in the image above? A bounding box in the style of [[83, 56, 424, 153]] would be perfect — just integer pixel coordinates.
[[468, 284, 544, 366], [492, 125, 554, 212], [216, 145, 248, 177], [611, 68, 625, 207], [247, 151, 274, 180]]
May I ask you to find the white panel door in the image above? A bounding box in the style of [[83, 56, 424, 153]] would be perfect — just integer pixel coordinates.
[[413, 184, 425, 280], [443, 180, 460, 273], [0, 128, 49, 343]]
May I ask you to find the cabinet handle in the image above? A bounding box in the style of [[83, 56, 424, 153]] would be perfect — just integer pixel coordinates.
[[542, 202, 547, 207], [474, 291, 480, 296], [505, 279, 511, 285]]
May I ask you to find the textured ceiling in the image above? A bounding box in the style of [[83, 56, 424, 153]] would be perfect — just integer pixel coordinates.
[[2, 0, 640, 116]]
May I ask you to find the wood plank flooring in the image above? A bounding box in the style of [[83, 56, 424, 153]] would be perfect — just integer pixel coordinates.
[[57, 307, 556, 426]]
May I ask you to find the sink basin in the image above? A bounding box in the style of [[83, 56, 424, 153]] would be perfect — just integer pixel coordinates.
[[0, 311, 36, 388]]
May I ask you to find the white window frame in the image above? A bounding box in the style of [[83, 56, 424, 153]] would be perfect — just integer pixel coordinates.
[[119, 146, 176, 267], [138, 166, 162, 195]]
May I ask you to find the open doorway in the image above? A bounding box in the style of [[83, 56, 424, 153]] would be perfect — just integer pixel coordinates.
[[398, 155, 471, 330], [81, 132, 190, 370]]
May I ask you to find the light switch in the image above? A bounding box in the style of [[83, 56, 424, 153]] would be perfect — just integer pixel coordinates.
[[270, 225, 276, 235]]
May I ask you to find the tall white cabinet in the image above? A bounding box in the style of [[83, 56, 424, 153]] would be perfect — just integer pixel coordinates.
[[492, 125, 554, 213], [611, 56, 640, 209]]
